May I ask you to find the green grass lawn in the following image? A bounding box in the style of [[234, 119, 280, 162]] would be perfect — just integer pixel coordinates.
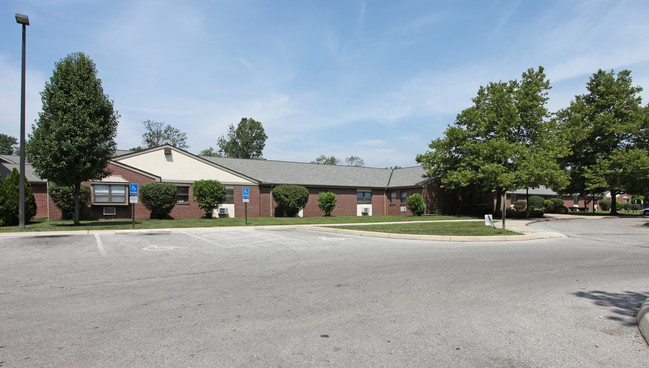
[[333, 221, 520, 236], [0, 215, 475, 233]]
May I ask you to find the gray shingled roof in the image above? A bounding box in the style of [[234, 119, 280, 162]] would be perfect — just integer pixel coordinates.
[[0, 156, 46, 183], [509, 186, 557, 196], [387, 166, 431, 187], [203, 156, 431, 188]]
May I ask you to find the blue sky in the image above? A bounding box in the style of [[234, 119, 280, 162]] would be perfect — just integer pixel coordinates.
[[2, 1, 649, 168]]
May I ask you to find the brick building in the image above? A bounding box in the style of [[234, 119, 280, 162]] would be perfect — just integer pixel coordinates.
[[0, 145, 493, 221]]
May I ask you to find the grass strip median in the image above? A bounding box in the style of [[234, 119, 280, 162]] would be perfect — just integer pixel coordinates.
[[0, 215, 476, 233], [332, 221, 520, 236]]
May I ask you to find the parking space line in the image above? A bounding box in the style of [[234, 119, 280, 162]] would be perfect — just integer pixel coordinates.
[[180, 231, 226, 248], [95, 234, 107, 257]]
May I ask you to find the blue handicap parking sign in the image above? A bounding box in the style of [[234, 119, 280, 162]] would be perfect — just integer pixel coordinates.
[[129, 184, 139, 196], [242, 187, 249, 198]]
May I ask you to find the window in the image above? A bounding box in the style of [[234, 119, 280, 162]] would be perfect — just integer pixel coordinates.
[[401, 191, 408, 204], [390, 192, 397, 204], [510, 195, 518, 202], [92, 184, 127, 205], [573, 197, 579, 206], [225, 186, 234, 204], [177, 186, 190, 203], [624, 197, 630, 204], [357, 190, 372, 204]]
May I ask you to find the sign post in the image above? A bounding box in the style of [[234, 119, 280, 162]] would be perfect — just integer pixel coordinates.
[[242, 188, 249, 225], [129, 184, 138, 228]]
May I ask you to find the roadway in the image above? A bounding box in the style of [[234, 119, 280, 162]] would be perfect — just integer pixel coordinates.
[[1, 217, 648, 367]]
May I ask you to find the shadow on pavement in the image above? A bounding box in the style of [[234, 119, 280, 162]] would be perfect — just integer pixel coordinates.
[[573, 290, 649, 326]]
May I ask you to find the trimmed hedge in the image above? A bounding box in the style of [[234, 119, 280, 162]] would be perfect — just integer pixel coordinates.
[[406, 193, 426, 216], [141, 182, 177, 219], [192, 179, 226, 218], [317, 192, 337, 216], [272, 185, 309, 217]]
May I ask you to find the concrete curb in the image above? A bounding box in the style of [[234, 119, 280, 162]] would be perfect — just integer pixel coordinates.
[[115, 229, 172, 235], [303, 222, 565, 242], [638, 298, 649, 345]]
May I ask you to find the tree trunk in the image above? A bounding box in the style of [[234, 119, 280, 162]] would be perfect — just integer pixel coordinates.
[[610, 189, 617, 216], [73, 182, 81, 226]]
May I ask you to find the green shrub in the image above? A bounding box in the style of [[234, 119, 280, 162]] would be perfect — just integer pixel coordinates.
[[550, 198, 564, 208], [528, 196, 545, 209], [406, 193, 426, 216], [141, 182, 177, 219], [48, 183, 91, 220], [528, 209, 545, 218], [192, 179, 226, 218], [317, 192, 337, 216], [0, 168, 37, 226], [272, 185, 309, 217], [599, 199, 610, 211], [543, 199, 553, 208]]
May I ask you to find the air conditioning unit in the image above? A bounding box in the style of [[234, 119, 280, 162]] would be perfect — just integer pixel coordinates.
[[103, 207, 116, 216], [218, 207, 228, 215], [361, 207, 370, 214]]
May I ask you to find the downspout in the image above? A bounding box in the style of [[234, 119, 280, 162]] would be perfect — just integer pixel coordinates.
[[47, 181, 50, 220], [385, 168, 394, 216], [270, 185, 274, 217]]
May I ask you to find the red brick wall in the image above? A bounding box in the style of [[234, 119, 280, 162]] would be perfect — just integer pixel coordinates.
[[385, 189, 415, 216], [234, 185, 261, 218], [32, 183, 49, 218], [47, 163, 159, 221]]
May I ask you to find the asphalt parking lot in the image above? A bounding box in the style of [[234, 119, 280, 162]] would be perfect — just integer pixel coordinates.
[[1, 218, 649, 367]]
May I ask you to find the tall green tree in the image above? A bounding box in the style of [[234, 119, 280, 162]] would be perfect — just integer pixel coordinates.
[[198, 147, 222, 157], [345, 155, 365, 167], [312, 155, 340, 165], [217, 118, 267, 159], [27, 52, 119, 225], [141, 120, 188, 149], [556, 69, 649, 215], [417, 66, 567, 215], [1, 168, 36, 226], [0, 133, 18, 155]]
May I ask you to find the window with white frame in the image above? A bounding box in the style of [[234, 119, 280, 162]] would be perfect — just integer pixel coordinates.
[[390, 192, 397, 204], [401, 191, 408, 204], [225, 186, 234, 204], [176, 186, 190, 203], [92, 184, 127, 205], [357, 190, 372, 204]]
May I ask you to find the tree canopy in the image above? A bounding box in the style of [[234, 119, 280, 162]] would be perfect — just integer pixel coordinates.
[[0, 134, 17, 155], [556, 69, 649, 214], [198, 147, 222, 157], [416, 66, 568, 212], [345, 155, 365, 167], [141, 120, 188, 149], [217, 118, 267, 159], [27, 52, 118, 225], [312, 155, 340, 165]]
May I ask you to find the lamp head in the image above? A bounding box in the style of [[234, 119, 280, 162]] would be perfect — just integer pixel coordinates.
[[15, 13, 30, 26]]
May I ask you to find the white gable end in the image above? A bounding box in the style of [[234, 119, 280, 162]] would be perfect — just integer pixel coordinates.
[[116, 148, 254, 184]]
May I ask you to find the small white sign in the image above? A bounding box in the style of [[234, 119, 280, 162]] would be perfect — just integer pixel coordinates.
[[484, 214, 494, 227], [243, 198, 250, 203], [129, 196, 139, 204]]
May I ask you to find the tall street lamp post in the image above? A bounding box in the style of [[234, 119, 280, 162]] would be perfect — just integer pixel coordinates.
[[15, 13, 29, 230]]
